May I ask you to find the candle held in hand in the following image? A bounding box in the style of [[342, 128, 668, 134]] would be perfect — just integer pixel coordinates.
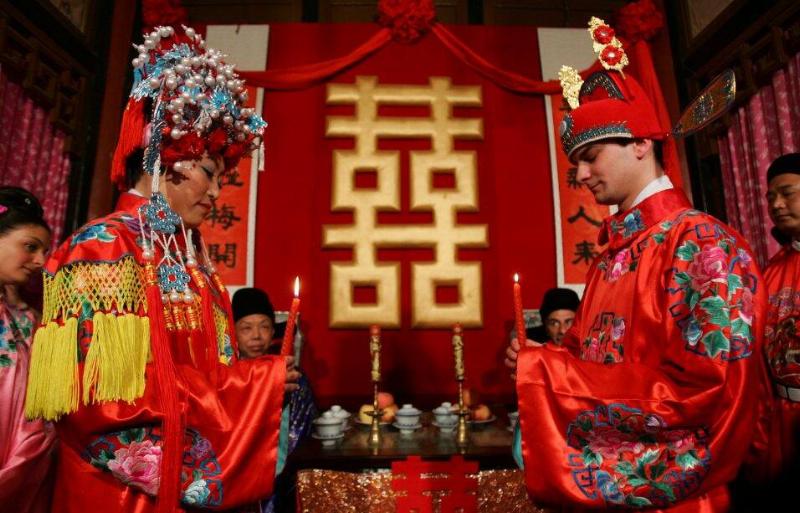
[[280, 276, 300, 357], [513, 273, 526, 348]]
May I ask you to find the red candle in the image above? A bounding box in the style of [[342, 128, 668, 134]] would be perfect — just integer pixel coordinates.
[[513, 273, 526, 346], [281, 276, 300, 357]]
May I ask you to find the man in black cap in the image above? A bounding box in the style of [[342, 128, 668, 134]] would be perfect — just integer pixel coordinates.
[[526, 287, 580, 345], [232, 287, 316, 512], [232, 287, 279, 358]]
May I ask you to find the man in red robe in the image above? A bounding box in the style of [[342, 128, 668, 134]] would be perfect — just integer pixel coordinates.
[[505, 18, 766, 512], [761, 152, 800, 498], [25, 25, 296, 513]]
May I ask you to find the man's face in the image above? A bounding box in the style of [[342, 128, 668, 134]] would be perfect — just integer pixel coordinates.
[[767, 173, 800, 238], [572, 140, 648, 207], [545, 309, 575, 345], [235, 313, 275, 359]]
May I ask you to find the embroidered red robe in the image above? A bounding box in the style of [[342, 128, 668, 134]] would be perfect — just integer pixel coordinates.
[[25, 193, 286, 512], [763, 245, 800, 477], [517, 189, 766, 512]]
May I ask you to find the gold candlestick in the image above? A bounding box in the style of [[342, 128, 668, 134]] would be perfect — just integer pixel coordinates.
[[452, 324, 469, 448], [368, 325, 382, 448]]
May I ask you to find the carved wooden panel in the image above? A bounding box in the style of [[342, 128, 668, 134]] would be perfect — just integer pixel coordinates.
[[184, 0, 303, 23]]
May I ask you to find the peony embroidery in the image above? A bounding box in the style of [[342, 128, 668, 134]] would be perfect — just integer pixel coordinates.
[[566, 404, 710, 508], [106, 440, 162, 496], [687, 245, 727, 293], [670, 232, 755, 360], [84, 427, 223, 506]]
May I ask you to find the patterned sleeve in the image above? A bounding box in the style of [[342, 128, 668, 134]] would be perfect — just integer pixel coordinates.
[[25, 218, 149, 421]]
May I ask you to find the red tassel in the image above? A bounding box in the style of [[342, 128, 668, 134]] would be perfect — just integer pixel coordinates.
[[112, 98, 148, 191], [144, 264, 183, 513]]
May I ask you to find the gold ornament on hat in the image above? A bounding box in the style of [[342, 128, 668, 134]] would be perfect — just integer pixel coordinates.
[[558, 66, 583, 110]]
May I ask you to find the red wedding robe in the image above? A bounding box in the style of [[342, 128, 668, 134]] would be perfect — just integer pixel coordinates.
[[517, 189, 766, 512], [25, 193, 286, 512], [763, 245, 800, 477]]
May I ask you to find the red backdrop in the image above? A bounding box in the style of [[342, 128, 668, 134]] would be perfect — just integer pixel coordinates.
[[257, 24, 555, 408]]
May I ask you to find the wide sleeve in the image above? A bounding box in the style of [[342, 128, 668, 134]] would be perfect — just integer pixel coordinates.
[[25, 219, 150, 422], [516, 227, 766, 509]]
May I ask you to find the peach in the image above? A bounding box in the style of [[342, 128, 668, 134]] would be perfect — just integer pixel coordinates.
[[359, 403, 398, 423], [382, 403, 398, 423], [470, 404, 491, 421], [377, 392, 395, 410]]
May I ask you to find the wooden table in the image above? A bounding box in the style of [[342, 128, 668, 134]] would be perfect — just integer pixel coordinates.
[[288, 410, 516, 471]]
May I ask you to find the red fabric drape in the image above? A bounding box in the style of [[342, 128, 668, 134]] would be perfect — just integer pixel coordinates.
[[718, 51, 800, 266], [239, 29, 392, 90], [0, 71, 72, 243]]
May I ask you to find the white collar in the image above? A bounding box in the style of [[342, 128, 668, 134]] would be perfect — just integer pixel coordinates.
[[630, 175, 674, 208], [791, 239, 800, 252], [127, 188, 145, 198]]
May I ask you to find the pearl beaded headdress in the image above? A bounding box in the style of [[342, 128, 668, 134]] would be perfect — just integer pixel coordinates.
[[114, 25, 266, 305]]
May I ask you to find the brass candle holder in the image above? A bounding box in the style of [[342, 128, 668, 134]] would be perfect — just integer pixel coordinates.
[[368, 325, 382, 448], [452, 323, 469, 449]]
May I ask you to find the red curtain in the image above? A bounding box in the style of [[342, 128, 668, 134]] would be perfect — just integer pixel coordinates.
[[718, 51, 800, 266], [0, 71, 72, 243]]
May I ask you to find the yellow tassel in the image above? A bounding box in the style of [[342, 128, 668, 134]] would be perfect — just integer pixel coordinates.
[[25, 318, 79, 421], [83, 313, 150, 405]]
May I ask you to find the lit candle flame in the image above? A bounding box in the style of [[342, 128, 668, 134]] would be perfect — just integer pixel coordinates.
[[514, 273, 519, 283], [293, 276, 300, 297]]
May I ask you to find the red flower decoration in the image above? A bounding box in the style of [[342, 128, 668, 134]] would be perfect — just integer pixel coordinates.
[[592, 25, 615, 45], [377, 0, 436, 44], [601, 45, 625, 66], [206, 128, 229, 155], [615, 0, 664, 43]]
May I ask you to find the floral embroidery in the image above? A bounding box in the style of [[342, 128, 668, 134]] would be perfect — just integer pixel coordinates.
[[70, 222, 117, 247], [107, 439, 162, 495], [566, 404, 710, 508], [610, 209, 646, 239], [597, 212, 692, 283], [0, 304, 35, 368], [581, 313, 625, 364], [765, 287, 800, 381], [669, 229, 755, 360], [84, 426, 223, 506]]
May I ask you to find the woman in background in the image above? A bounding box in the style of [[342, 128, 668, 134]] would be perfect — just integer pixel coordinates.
[[0, 186, 55, 513]]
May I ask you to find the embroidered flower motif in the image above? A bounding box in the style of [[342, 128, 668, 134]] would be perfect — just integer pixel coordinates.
[[581, 314, 625, 364], [586, 425, 644, 458], [183, 477, 211, 505], [106, 440, 162, 496], [0, 205, 7, 215], [141, 192, 180, 234], [84, 427, 223, 507], [566, 404, 710, 508], [688, 245, 728, 293], [70, 223, 118, 247], [740, 288, 754, 325], [608, 250, 629, 282], [189, 437, 212, 460], [611, 318, 625, 341]]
